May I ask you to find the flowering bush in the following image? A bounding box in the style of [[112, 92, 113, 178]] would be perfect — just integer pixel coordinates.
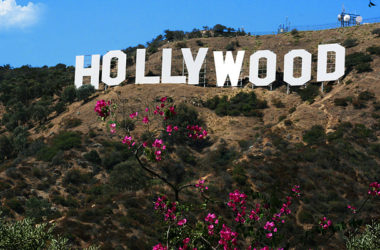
[[94, 96, 379, 249]]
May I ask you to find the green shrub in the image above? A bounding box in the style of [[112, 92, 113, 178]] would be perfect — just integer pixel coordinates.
[[238, 140, 251, 151], [366, 45, 380, 55], [303, 125, 326, 145], [279, 115, 286, 122], [196, 40, 204, 46], [358, 90, 375, 101], [6, 198, 24, 214], [63, 117, 82, 129], [63, 169, 92, 185], [175, 41, 187, 49], [345, 52, 372, 73], [356, 63, 373, 73], [284, 120, 292, 126], [351, 124, 374, 140], [52, 131, 82, 150], [102, 151, 124, 170], [25, 197, 55, 223], [61, 85, 77, 103], [225, 41, 239, 51], [334, 97, 349, 106], [346, 221, 380, 250], [0, 216, 70, 249], [204, 92, 267, 117], [54, 101, 66, 114], [84, 150, 101, 164], [37, 131, 82, 162], [291, 29, 300, 37], [0, 135, 14, 162], [295, 84, 320, 103], [371, 28, 380, 37], [272, 98, 285, 108], [342, 38, 358, 48], [176, 146, 197, 165], [109, 160, 148, 191], [76, 84, 95, 101]]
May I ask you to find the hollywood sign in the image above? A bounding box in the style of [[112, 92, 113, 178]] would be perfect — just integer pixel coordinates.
[[74, 44, 345, 89]]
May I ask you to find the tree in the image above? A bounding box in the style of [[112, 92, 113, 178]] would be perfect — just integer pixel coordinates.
[[76, 84, 95, 102], [61, 85, 77, 103], [0, 215, 69, 249], [213, 24, 227, 36]]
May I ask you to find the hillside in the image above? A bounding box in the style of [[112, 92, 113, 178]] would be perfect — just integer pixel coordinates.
[[1, 23, 380, 249]]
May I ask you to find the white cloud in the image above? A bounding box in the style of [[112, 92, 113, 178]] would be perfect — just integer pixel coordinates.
[[0, 0, 42, 29]]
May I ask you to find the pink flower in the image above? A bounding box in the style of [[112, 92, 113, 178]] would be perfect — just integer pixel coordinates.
[[122, 136, 135, 148], [143, 116, 149, 124], [227, 190, 247, 223], [205, 213, 218, 235], [129, 112, 138, 119], [94, 100, 111, 119], [152, 243, 167, 250], [160, 97, 167, 102], [166, 125, 174, 135], [249, 204, 261, 221], [187, 125, 208, 140], [368, 182, 380, 196], [177, 218, 187, 226], [347, 205, 357, 214], [145, 108, 149, 112], [110, 123, 116, 134], [319, 217, 332, 230], [218, 224, 238, 249], [142, 142, 148, 148], [195, 179, 208, 192], [292, 185, 301, 197], [154, 196, 176, 221]]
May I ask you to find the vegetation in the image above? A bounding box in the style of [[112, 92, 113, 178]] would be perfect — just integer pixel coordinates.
[[204, 91, 267, 117], [343, 38, 359, 48], [0, 215, 70, 249], [346, 221, 380, 249], [372, 27, 380, 37], [345, 52, 373, 73], [295, 83, 320, 103]]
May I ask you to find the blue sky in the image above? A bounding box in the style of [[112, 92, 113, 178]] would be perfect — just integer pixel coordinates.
[[0, 0, 379, 67]]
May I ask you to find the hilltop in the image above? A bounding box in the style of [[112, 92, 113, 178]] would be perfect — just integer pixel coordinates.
[[0, 23, 380, 249]]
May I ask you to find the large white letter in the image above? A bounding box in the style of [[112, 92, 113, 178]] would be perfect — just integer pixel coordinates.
[[284, 49, 312, 86], [317, 44, 345, 82], [162, 48, 186, 84], [249, 50, 277, 86], [135, 49, 160, 84], [75, 55, 100, 89], [214, 51, 245, 87], [101, 50, 127, 86], [182, 48, 208, 85]]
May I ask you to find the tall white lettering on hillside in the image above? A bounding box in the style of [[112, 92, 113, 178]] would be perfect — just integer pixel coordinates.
[[182, 48, 208, 85], [249, 50, 277, 86], [162, 48, 186, 84], [284, 49, 312, 86], [75, 55, 100, 89], [101, 50, 127, 86], [135, 49, 160, 84], [214, 51, 245, 87], [317, 44, 345, 82]]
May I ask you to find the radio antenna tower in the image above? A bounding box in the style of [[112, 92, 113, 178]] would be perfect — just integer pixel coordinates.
[[338, 5, 363, 27]]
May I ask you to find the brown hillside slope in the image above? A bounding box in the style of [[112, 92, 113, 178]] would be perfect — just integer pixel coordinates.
[[2, 23, 380, 249]]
